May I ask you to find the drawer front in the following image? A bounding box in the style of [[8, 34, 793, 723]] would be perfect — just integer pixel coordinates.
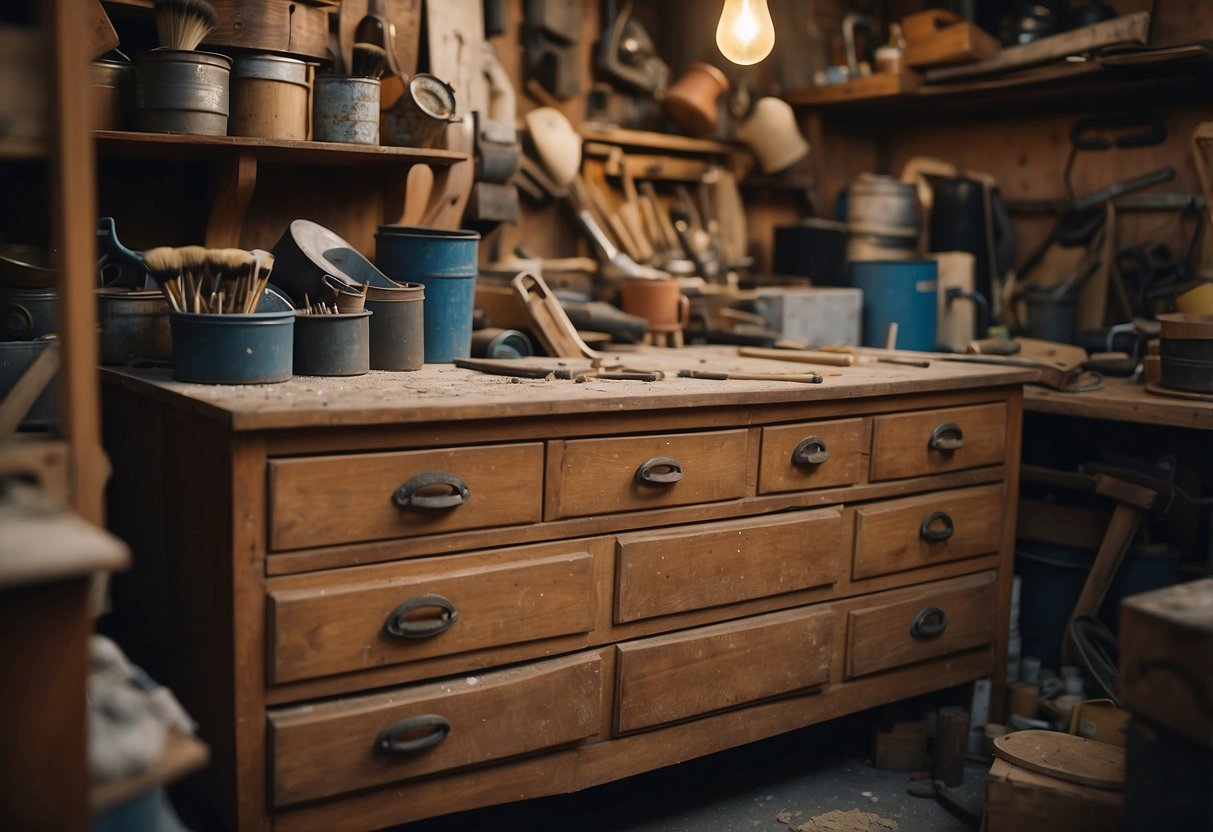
[[870, 403, 1007, 481], [268, 443, 545, 550], [852, 484, 1004, 580], [615, 607, 834, 733], [758, 418, 869, 494], [269, 651, 603, 806], [615, 509, 844, 623], [547, 429, 750, 520], [269, 548, 596, 684], [846, 571, 998, 679]]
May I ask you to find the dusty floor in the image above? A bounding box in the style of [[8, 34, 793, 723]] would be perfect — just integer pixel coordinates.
[[393, 715, 985, 832]]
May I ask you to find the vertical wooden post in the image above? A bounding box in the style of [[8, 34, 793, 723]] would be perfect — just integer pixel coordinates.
[[48, 0, 105, 525]]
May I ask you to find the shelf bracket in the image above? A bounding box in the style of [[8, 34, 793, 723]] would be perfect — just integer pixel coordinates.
[[205, 151, 258, 249]]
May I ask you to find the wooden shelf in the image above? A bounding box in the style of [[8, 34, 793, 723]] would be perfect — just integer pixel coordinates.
[[0, 482, 128, 591], [0, 137, 46, 160], [95, 131, 467, 248], [785, 44, 1213, 121], [95, 130, 466, 167], [0, 435, 70, 503], [581, 126, 741, 156]]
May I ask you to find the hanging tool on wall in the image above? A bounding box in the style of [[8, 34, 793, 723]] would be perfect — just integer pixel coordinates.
[[590, 0, 669, 128], [524, 0, 582, 100], [466, 26, 522, 228]]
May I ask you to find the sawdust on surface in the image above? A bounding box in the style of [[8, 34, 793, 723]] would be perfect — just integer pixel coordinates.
[[791, 809, 899, 832]]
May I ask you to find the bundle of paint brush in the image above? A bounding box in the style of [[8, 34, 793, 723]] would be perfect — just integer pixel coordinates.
[[141, 246, 276, 314], [153, 0, 219, 51]]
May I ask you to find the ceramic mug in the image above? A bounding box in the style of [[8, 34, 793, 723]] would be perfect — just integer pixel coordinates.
[[734, 97, 810, 174], [620, 277, 690, 334], [661, 62, 728, 137]]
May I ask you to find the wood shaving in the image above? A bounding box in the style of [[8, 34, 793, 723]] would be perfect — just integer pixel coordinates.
[[794, 809, 899, 832]]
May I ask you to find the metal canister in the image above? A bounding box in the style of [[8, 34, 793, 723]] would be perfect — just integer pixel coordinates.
[[0, 287, 56, 341], [135, 49, 232, 136], [97, 289, 172, 365], [91, 59, 133, 131], [313, 76, 380, 145]]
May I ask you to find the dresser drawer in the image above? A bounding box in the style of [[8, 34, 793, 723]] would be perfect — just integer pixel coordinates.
[[268, 545, 597, 684], [546, 429, 750, 520], [852, 484, 1004, 580], [268, 443, 545, 550], [869, 403, 1007, 481], [758, 418, 869, 494], [615, 509, 844, 623], [615, 607, 834, 734], [269, 651, 603, 806], [846, 571, 998, 679]]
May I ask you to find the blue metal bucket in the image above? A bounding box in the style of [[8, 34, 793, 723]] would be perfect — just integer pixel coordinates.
[[170, 310, 294, 384], [848, 259, 938, 351], [375, 227, 480, 363]]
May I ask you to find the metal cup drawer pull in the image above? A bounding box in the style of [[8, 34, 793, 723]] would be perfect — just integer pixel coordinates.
[[375, 714, 452, 756], [792, 436, 830, 466], [636, 456, 684, 485], [919, 510, 955, 542], [393, 471, 470, 509], [910, 606, 949, 639], [928, 422, 965, 452], [384, 593, 459, 639]]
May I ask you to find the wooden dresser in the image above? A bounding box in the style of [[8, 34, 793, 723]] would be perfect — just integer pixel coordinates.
[[101, 349, 1033, 832]]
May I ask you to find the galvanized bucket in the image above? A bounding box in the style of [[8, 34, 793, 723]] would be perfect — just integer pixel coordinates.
[[363, 282, 424, 371], [313, 76, 379, 145], [135, 49, 232, 136], [293, 310, 372, 376], [97, 289, 172, 365], [0, 286, 56, 341]]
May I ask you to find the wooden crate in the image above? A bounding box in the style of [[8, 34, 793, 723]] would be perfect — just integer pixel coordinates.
[[1120, 578, 1213, 750], [983, 757, 1122, 832]]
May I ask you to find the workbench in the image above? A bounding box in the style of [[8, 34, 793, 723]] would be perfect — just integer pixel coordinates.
[[100, 347, 1034, 832], [1025, 376, 1213, 431]]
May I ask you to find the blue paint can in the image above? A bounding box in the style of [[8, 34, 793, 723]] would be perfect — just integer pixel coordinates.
[[847, 259, 938, 351], [375, 226, 480, 363]]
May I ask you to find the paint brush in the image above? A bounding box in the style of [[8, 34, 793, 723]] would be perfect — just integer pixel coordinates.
[[141, 246, 184, 311], [351, 42, 388, 79], [153, 0, 218, 51]]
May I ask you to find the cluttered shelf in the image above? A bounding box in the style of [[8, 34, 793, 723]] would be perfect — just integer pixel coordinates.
[[93, 130, 467, 167], [786, 3, 1213, 121], [786, 46, 1213, 118]]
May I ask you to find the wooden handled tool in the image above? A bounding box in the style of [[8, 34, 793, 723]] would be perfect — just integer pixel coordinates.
[[453, 358, 569, 380], [511, 272, 601, 360], [737, 347, 855, 367], [678, 370, 822, 384]]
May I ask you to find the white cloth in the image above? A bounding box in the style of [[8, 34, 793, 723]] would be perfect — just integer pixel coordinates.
[[88, 635, 196, 783]]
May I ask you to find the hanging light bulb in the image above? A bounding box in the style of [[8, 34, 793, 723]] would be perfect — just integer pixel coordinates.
[[715, 0, 775, 65]]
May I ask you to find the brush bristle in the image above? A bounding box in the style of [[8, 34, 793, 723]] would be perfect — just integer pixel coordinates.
[[211, 248, 254, 275], [154, 0, 218, 51], [141, 246, 181, 278], [176, 245, 209, 273], [351, 43, 387, 78]]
